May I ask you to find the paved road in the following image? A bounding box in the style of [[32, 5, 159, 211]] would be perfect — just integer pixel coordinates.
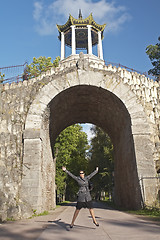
[[0, 202, 160, 240]]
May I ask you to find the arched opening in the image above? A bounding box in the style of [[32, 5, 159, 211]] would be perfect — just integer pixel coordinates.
[[48, 85, 142, 209], [54, 123, 114, 204]]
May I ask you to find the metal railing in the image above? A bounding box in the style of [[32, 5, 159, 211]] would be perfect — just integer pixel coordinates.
[[0, 62, 27, 84], [0, 60, 154, 84]]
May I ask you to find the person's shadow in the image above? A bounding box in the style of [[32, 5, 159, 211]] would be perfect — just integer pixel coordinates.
[[48, 218, 96, 231]]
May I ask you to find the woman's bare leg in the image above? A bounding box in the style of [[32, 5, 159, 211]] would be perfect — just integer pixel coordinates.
[[70, 209, 80, 227], [89, 208, 99, 225]]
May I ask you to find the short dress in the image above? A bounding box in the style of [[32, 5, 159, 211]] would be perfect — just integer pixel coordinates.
[[76, 200, 93, 210]]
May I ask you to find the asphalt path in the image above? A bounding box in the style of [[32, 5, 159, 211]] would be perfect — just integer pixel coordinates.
[[0, 202, 160, 240]]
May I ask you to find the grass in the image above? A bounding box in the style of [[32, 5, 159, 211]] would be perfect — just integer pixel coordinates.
[[27, 201, 71, 219], [29, 210, 49, 219], [127, 207, 160, 221], [101, 200, 160, 222], [56, 201, 70, 207], [6, 201, 70, 221], [6, 217, 16, 221]]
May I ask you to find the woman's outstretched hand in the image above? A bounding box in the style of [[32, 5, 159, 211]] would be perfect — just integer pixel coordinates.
[[62, 166, 66, 171], [96, 167, 99, 172]]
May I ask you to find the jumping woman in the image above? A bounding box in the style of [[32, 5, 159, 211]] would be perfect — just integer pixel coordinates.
[[62, 166, 99, 228]]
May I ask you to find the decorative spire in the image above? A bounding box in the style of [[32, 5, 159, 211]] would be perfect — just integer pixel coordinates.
[[79, 9, 82, 19]]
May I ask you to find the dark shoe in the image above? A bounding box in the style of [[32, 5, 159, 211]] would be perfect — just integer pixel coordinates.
[[70, 225, 73, 228], [93, 221, 99, 227]]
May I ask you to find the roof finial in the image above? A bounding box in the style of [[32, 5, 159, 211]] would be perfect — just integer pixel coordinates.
[[79, 9, 82, 19]]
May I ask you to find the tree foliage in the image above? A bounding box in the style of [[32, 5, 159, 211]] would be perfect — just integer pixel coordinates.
[[25, 56, 60, 79], [54, 124, 89, 201], [88, 126, 114, 199], [0, 72, 5, 83], [146, 37, 160, 79], [54, 124, 114, 202]]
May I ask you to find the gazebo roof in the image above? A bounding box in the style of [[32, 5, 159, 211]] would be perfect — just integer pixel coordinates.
[[57, 13, 106, 33], [57, 12, 106, 49]]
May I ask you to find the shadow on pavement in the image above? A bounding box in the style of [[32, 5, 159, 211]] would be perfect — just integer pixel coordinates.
[[101, 215, 160, 233], [48, 218, 96, 231]]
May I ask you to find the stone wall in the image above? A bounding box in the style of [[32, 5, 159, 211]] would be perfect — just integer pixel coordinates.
[[0, 54, 159, 221], [0, 77, 53, 221]]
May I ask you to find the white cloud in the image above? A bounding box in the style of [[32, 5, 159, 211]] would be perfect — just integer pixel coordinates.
[[33, 0, 131, 36], [33, 1, 43, 21]]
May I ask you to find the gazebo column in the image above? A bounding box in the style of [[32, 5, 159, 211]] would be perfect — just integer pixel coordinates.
[[98, 31, 103, 60], [71, 25, 76, 55], [61, 32, 65, 60], [87, 25, 92, 55]]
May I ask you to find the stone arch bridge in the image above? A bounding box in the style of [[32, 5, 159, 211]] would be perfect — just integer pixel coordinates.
[[0, 54, 160, 221]]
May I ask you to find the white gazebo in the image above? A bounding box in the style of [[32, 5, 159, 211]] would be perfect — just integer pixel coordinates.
[[57, 11, 106, 60]]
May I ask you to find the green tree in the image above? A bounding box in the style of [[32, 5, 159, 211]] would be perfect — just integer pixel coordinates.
[[88, 126, 114, 200], [146, 37, 160, 80], [54, 124, 89, 202], [25, 56, 60, 79]]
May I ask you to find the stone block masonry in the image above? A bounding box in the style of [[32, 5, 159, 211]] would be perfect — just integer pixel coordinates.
[[0, 76, 53, 221], [0, 54, 160, 221]]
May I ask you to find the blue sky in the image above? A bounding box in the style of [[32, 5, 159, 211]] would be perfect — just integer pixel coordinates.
[[0, 0, 159, 72], [0, 0, 159, 139]]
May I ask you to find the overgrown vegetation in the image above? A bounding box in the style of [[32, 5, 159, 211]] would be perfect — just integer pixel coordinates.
[[24, 56, 60, 79]]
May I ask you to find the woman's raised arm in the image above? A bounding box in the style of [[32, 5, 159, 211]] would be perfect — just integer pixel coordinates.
[[87, 167, 99, 180], [62, 166, 78, 181]]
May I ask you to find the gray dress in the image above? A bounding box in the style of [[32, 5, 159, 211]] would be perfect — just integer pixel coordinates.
[[65, 169, 98, 203]]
